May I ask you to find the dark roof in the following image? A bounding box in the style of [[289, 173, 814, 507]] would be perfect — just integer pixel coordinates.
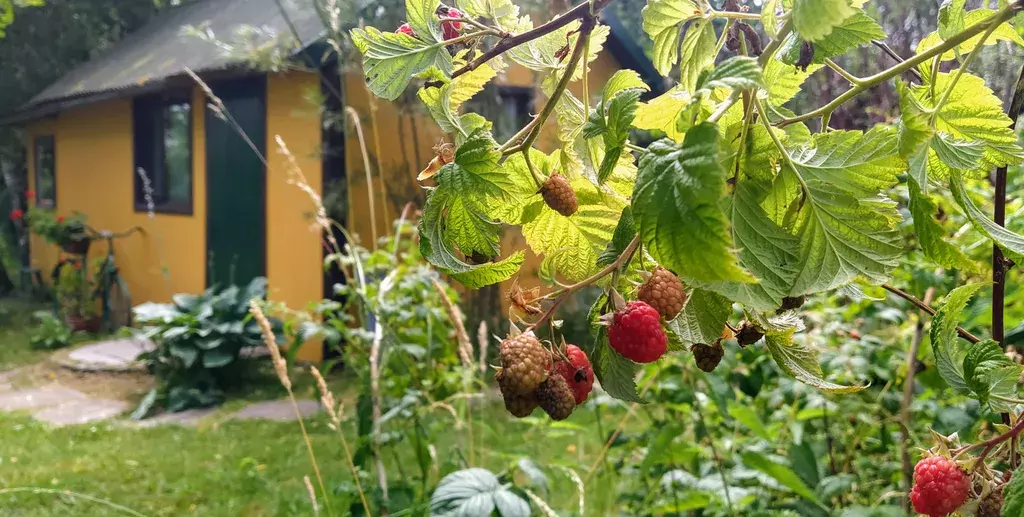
[[4, 0, 662, 123]]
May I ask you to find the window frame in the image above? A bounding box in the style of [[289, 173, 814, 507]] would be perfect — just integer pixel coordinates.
[[33, 134, 56, 209], [132, 92, 194, 215]]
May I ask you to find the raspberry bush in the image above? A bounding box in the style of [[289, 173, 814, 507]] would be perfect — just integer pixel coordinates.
[[351, 0, 1024, 512]]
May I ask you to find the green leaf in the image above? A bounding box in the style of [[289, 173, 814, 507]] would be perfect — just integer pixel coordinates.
[[457, 0, 518, 29], [764, 328, 865, 393], [962, 339, 1022, 410], [678, 19, 718, 92], [740, 452, 822, 504], [727, 402, 770, 441], [429, 468, 530, 517], [779, 127, 903, 295], [633, 124, 752, 284], [931, 133, 985, 172], [506, 20, 609, 78], [604, 69, 649, 98], [950, 172, 1024, 256], [762, 60, 821, 106], [791, 0, 857, 42], [418, 64, 498, 136], [597, 207, 637, 267], [641, 0, 703, 76], [584, 71, 648, 184], [351, 26, 454, 101], [589, 296, 645, 403], [633, 88, 696, 142], [169, 342, 199, 368], [930, 283, 983, 395], [907, 178, 976, 272], [407, 0, 443, 42], [666, 288, 731, 345], [696, 56, 765, 92], [761, 0, 780, 36], [1003, 468, 1024, 517], [918, 9, 1024, 61], [938, 0, 967, 40], [780, 10, 885, 64], [202, 347, 235, 368]]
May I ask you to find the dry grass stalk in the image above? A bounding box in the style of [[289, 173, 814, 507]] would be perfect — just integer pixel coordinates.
[[303, 475, 320, 516], [344, 106, 379, 249], [308, 366, 372, 516], [249, 301, 332, 516], [431, 279, 473, 368], [369, 270, 399, 501], [274, 135, 342, 256], [477, 321, 489, 376]]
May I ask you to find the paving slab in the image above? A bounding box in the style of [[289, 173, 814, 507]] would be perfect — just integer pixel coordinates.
[[0, 384, 89, 411], [32, 398, 129, 426], [131, 407, 218, 428], [231, 399, 321, 421], [61, 339, 155, 372]]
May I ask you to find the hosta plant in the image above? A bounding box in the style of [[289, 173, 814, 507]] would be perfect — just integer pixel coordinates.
[[353, 0, 1024, 512]]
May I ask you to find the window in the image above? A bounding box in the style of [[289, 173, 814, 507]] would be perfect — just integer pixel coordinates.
[[463, 85, 533, 142], [133, 94, 193, 214], [34, 135, 56, 208]]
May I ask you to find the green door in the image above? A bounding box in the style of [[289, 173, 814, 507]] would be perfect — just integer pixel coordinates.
[[205, 77, 266, 287]]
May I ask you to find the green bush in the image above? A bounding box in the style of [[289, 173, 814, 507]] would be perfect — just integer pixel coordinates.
[[28, 311, 72, 350], [132, 277, 279, 416]]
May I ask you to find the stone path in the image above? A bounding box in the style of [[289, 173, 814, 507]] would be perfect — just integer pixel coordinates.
[[0, 339, 318, 427]]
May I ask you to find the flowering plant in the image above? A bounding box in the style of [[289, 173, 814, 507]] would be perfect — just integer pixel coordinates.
[[23, 207, 87, 247], [55, 258, 98, 318]]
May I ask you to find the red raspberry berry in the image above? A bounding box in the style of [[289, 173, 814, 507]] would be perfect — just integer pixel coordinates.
[[440, 8, 463, 40], [553, 344, 594, 404], [909, 456, 971, 517], [608, 301, 667, 363], [396, 23, 416, 37]]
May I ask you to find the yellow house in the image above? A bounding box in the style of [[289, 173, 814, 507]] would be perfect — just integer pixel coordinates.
[[1, 0, 662, 361]]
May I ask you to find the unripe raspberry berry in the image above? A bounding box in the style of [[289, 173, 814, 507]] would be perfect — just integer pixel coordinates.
[[977, 487, 1003, 517], [540, 173, 578, 217], [553, 344, 594, 404], [396, 23, 416, 37], [608, 301, 667, 363], [440, 7, 463, 40], [637, 266, 687, 321], [691, 342, 724, 372], [496, 370, 538, 418], [498, 332, 551, 395], [736, 322, 764, 347], [536, 374, 575, 420], [909, 456, 971, 517]]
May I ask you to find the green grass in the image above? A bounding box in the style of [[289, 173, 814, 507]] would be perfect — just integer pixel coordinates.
[[0, 299, 114, 372]]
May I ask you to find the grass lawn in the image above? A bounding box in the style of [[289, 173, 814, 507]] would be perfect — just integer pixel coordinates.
[[0, 299, 113, 373]]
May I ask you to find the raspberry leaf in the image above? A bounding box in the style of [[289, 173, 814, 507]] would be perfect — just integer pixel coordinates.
[[457, 0, 519, 29], [418, 65, 498, 137], [640, 0, 703, 76], [666, 288, 731, 346], [583, 70, 648, 184], [597, 207, 637, 267], [963, 339, 1022, 411], [764, 328, 865, 393], [589, 295, 645, 403], [780, 9, 884, 64], [950, 172, 1024, 257], [740, 452, 823, 505], [918, 9, 1024, 61], [931, 283, 984, 395], [1004, 469, 1024, 517], [676, 19, 717, 92], [406, 0, 444, 42], [633, 124, 753, 284], [429, 468, 530, 517], [350, 26, 454, 101], [908, 178, 976, 272], [791, 0, 856, 42]]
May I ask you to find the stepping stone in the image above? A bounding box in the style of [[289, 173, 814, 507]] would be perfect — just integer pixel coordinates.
[[0, 385, 88, 411], [62, 339, 155, 372], [231, 399, 321, 421], [131, 407, 217, 428], [32, 398, 129, 426]]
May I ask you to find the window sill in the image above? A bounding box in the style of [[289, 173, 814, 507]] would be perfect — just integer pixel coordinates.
[[134, 204, 193, 216]]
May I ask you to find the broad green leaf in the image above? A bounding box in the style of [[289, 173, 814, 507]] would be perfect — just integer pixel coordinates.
[[931, 133, 984, 172], [457, 0, 518, 29], [641, 0, 703, 75], [917, 9, 1024, 61], [728, 403, 770, 441], [666, 288, 731, 345], [417, 65, 496, 137], [695, 56, 765, 92], [962, 339, 1022, 410], [706, 180, 799, 310], [597, 207, 637, 267], [761, 60, 821, 106], [907, 73, 1024, 179], [780, 10, 885, 65], [633, 87, 696, 142], [430, 468, 530, 517], [678, 19, 718, 92], [633, 124, 752, 284], [896, 80, 934, 163], [584, 70, 649, 183], [351, 26, 454, 101], [938, 0, 967, 40], [604, 69, 649, 98], [740, 452, 822, 503], [407, 0, 443, 42], [590, 296, 645, 403], [907, 178, 976, 272], [764, 328, 865, 393], [762, 0, 780, 36], [506, 19, 608, 78], [1003, 467, 1024, 517], [930, 282, 983, 395], [950, 172, 1024, 256], [791, 0, 857, 42], [780, 128, 903, 295], [721, 123, 783, 182]]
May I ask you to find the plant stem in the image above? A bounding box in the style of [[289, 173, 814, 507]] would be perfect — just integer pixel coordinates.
[[931, 20, 1000, 114], [758, 18, 793, 67], [779, 4, 1021, 127], [881, 284, 981, 343], [711, 10, 761, 21], [870, 40, 924, 83], [901, 286, 934, 516], [825, 58, 864, 86], [527, 234, 641, 332], [992, 62, 1024, 353]]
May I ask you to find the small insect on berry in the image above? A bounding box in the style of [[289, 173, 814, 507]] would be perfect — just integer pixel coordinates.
[[691, 342, 724, 373], [439, 7, 463, 40], [540, 172, 578, 217], [608, 301, 667, 363], [552, 344, 594, 404], [396, 23, 416, 37], [909, 456, 971, 517], [637, 266, 687, 321]]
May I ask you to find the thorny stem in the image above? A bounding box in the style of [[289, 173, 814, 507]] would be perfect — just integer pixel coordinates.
[[526, 235, 641, 332], [952, 415, 1024, 468], [881, 284, 981, 344], [779, 3, 1022, 127]]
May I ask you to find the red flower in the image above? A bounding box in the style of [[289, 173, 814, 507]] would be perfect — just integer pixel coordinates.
[[9, 209, 23, 221], [56, 216, 65, 223], [25, 189, 35, 198], [72, 263, 81, 270]]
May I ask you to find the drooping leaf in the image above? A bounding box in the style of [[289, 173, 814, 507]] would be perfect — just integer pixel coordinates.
[[962, 339, 1022, 411], [678, 18, 718, 92], [764, 328, 865, 393], [597, 207, 637, 267], [641, 0, 703, 76], [780, 10, 884, 65], [633, 124, 752, 284], [917, 9, 1024, 61], [728, 403, 770, 441], [791, 0, 857, 42], [930, 283, 984, 395], [506, 19, 609, 78], [457, 0, 518, 29], [351, 26, 454, 101], [666, 288, 731, 345], [907, 178, 976, 272], [762, 60, 821, 106], [741, 452, 822, 504], [633, 88, 697, 142], [418, 65, 498, 137], [950, 172, 1024, 256], [430, 468, 530, 517]]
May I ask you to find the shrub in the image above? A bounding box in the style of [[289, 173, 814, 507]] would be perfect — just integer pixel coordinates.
[[28, 311, 72, 350], [132, 277, 279, 416]]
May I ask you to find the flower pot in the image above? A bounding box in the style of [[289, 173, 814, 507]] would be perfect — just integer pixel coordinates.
[[61, 237, 91, 255], [65, 314, 101, 333]]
